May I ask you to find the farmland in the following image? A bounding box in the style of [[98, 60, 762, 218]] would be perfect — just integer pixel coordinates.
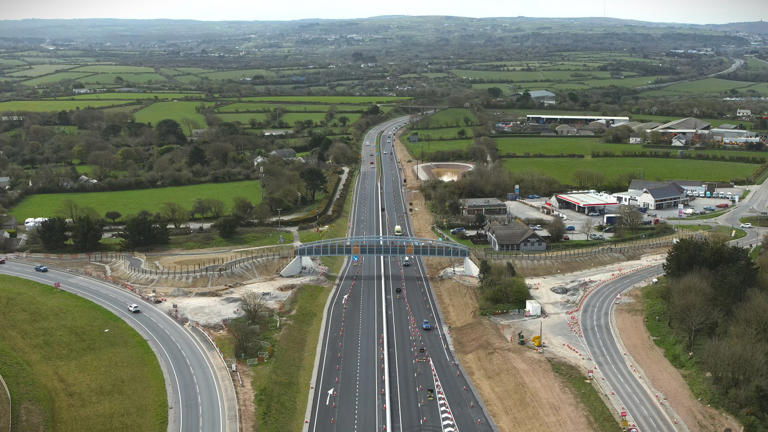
[[0, 275, 166, 431], [10, 180, 262, 221], [0, 100, 129, 112], [412, 108, 478, 128], [133, 101, 212, 127], [502, 157, 757, 185], [59, 92, 205, 100]]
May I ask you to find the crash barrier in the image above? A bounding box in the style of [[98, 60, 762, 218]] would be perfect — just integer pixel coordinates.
[[125, 247, 294, 278]]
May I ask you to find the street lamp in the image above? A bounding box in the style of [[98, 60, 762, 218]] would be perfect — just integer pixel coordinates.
[[277, 208, 282, 229]]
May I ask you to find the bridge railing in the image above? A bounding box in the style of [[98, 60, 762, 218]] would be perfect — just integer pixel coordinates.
[[295, 236, 468, 258]]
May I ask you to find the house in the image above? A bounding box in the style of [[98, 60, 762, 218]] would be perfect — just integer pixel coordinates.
[[614, 180, 687, 210], [0, 176, 9, 189], [72, 88, 91, 94], [629, 137, 643, 144], [485, 221, 546, 252], [528, 90, 556, 106], [269, 148, 298, 160], [737, 109, 752, 120], [652, 117, 711, 132], [555, 124, 578, 136], [263, 129, 290, 136], [459, 198, 507, 219]]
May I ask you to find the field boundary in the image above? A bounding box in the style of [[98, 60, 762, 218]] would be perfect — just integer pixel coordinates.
[[0, 373, 9, 432]]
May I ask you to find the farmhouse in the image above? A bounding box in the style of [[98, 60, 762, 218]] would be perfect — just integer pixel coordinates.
[[614, 180, 687, 210], [526, 114, 630, 127], [528, 90, 556, 106], [547, 191, 618, 215], [270, 148, 298, 160], [459, 198, 507, 219], [485, 221, 546, 252], [737, 109, 752, 119]]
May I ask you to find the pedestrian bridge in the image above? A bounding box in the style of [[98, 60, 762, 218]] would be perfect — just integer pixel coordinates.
[[281, 236, 478, 276], [296, 236, 469, 258]]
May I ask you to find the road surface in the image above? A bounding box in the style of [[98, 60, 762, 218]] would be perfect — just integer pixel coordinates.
[[308, 117, 493, 430], [0, 262, 232, 432]]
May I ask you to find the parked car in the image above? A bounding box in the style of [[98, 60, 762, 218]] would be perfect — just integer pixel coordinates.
[[565, 226, 576, 231], [588, 233, 605, 240], [530, 225, 542, 231], [562, 235, 570, 241], [34, 265, 48, 272], [128, 304, 140, 313], [703, 206, 715, 212], [740, 223, 753, 228], [716, 203, 730, 209], [0, 258, 5, 264], [450, 227, 466, 235], [422, 319, 432, 330]]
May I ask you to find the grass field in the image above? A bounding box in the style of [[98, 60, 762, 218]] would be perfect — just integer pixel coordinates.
[[496, 136, 619, 155], [198, 69, 276, 80], [72, 65, 155, 73], [0, 100, 129, 112], [169, 227, 285, 250], [133, 101, 212, 127], [404, 139, 475, 156], [59, 92, 204, 100], [0, 275, 166, 431], [5, 64, 76, 77], [11, 180, 262, 221], [417, 108, 478, 128], [642, 78, 764, 97], [21, 72, 93, 86], [216, 103, 366, 113], [409, 126, 474, 140], [81, 73, 167, 85], [251, 284, 329, 432], [235, 96, 409, 104], [215, 112, 269, 124], [502, 157, 757, 184]]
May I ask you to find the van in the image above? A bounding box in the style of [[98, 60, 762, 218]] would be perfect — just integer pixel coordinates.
[[403, 256, 410, 267], [394, 225, 403, 235]]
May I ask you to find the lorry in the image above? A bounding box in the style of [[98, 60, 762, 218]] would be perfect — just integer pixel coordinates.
[[525, 300, 541, 317], [603, 214, 620, 225]]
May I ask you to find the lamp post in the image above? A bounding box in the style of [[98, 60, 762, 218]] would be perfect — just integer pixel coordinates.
[[277, 208, 282, 229]]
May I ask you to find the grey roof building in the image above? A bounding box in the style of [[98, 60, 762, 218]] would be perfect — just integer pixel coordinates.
[[486, 221, 546, 252], [459, 198, 507, 217], [270, 148, 298, 160]]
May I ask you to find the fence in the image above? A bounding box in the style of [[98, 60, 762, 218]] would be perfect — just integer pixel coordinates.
[[124, 247, 294, 278], [473, 233, 701, 262]]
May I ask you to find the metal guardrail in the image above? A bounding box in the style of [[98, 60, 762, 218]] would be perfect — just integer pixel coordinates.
[[295, 236, 469, 258]]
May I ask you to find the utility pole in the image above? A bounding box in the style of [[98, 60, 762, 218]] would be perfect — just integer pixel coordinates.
[[277, 208, 282, 229]]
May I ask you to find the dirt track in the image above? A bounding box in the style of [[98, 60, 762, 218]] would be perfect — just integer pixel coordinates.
[[616, 291, 741, 432]]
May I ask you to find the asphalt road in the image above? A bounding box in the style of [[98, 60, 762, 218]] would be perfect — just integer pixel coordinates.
[[0, 262, 229, 432], [581, 265, 671, 432], [309, 117, 493, 431]]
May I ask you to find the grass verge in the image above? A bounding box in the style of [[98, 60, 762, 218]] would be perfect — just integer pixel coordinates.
[[548, 359, 619, 431], [251, 285, 330, 432], [670, 209, 730, 220], [712, 225, 747, 239], [675, 224, 713, 231], [0, 275, 167, 432]]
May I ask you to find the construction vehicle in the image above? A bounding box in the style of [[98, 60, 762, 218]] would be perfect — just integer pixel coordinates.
[[517, 331, 525, 345]]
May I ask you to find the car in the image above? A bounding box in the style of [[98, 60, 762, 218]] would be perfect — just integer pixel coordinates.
[[588, 233, 605, 240], [565, 225, 576, 231], [703, 206, 715, 212], [450, 227, 466, 235], [383, 151, 388, 154], [128, 304, 141, 313], [370, 161, 374, 165], [381, 206, 385, 212], [740, 223, 753, 228], [716, 203, 730, 208], [527, 194, 540, 199], [530, 225, 542, 231], [34, 265, 48, 272], [403, 256, 411, 267], [422, 319, 431, 330], [0, 258, 5, 264], [562, 235, 570, 240]]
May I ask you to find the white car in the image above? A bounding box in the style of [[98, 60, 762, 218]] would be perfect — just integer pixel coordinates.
[[128, 304, 141, 313], [740, 223, 753, 228]]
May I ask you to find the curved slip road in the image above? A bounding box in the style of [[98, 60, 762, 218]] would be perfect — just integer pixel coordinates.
[[581, 264, 676, 432], [0, 262, 231, 432], [308, 116, 493, 431]]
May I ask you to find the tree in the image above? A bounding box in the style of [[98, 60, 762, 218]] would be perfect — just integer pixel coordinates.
[[121, 211, 169, 250], [105, 211, 122, 224], [548, 217, 566, 242], [160, 202, 188, 229], [70, 215, 103, 252], [474, 212, 486, 226], [486, 87, 503, 98], [231, 197, 255, 224], [478, 259, 491, 285], [668, 273, 719, 351], [241, 292, 269, 326], [187, 145, 207, 167], [300, 167, 327, 201], [208, 199, 225, 219], [618, 205, 643, 233], [156, 119, 186, 144], [37, 217, 68, 251], [216, 216, 239, 238], [582, 217, 595, 236]]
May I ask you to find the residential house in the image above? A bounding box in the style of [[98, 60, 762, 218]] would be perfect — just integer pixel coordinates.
[[270, 148, 298, 160], [0, 176, 9, 189], [485, 221, 547, 252], [629, 137, 643, 144], [555, 124, 578, 136], [737, 109, 752, 120], [459, 198, 507, 219]]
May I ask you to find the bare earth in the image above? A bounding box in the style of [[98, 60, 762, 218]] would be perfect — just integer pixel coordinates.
[[616, 291, 741, 432]]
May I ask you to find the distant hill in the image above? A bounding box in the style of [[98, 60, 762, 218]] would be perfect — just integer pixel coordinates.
[[710, 21, 768, 34]]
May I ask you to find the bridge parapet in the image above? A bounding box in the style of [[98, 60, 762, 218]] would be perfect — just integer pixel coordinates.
[[294, 236, 469, 258]]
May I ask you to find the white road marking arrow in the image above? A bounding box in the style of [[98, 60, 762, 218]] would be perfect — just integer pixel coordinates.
[[326, 387, 334, 406]]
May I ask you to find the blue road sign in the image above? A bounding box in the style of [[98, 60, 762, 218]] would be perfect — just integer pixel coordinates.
[[352, 255, 359, 262]]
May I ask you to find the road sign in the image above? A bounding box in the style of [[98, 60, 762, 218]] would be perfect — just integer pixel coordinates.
[[352, 255, 358, 262]]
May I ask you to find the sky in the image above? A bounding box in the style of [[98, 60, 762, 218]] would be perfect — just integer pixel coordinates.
[[0, 0, 767, 24]]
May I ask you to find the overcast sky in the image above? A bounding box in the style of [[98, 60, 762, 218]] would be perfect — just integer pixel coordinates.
[[1, 0, 766, 24]]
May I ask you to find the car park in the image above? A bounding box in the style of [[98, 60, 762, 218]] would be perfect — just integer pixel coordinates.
[[128, 304, 140, 313], [34, 265, 48, 272]]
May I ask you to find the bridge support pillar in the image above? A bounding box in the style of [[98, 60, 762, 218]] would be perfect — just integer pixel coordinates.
[[280, 256, 314, 277], [463, 257, 479, 277]]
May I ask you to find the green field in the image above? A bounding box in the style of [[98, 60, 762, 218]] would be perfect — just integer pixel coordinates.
[[642, 78, 765, 97], [405, 139, 475, 156], [0, 275, 166, 431], [216, 103, 366, 113], [215, 112, 269, 124], [199, 69, 276, 80], [409, 126, 474, 140], [72, 65, 156, 73], [417, 108, 478, 128], [496, 137, 617, 155], [133, 101, 212, 127], [503, 157, 757, 184], [11, 180, 262, 221], [5, 64, 76, 77], [235, 96, 410, 103], [81, 73, 167, 85], [21, 72, 93, 86], [0, 100, 129, 112], [58, 92, 205, 100]]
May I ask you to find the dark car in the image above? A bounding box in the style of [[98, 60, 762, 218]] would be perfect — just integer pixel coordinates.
[[0, 258, 5, 264], [527, 194, 540, 199], [34, 265, 48, 272], [565, 226, 576, 231]]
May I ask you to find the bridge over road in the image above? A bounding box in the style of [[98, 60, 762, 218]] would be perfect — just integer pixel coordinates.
[[280, 236, 478, 276]]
